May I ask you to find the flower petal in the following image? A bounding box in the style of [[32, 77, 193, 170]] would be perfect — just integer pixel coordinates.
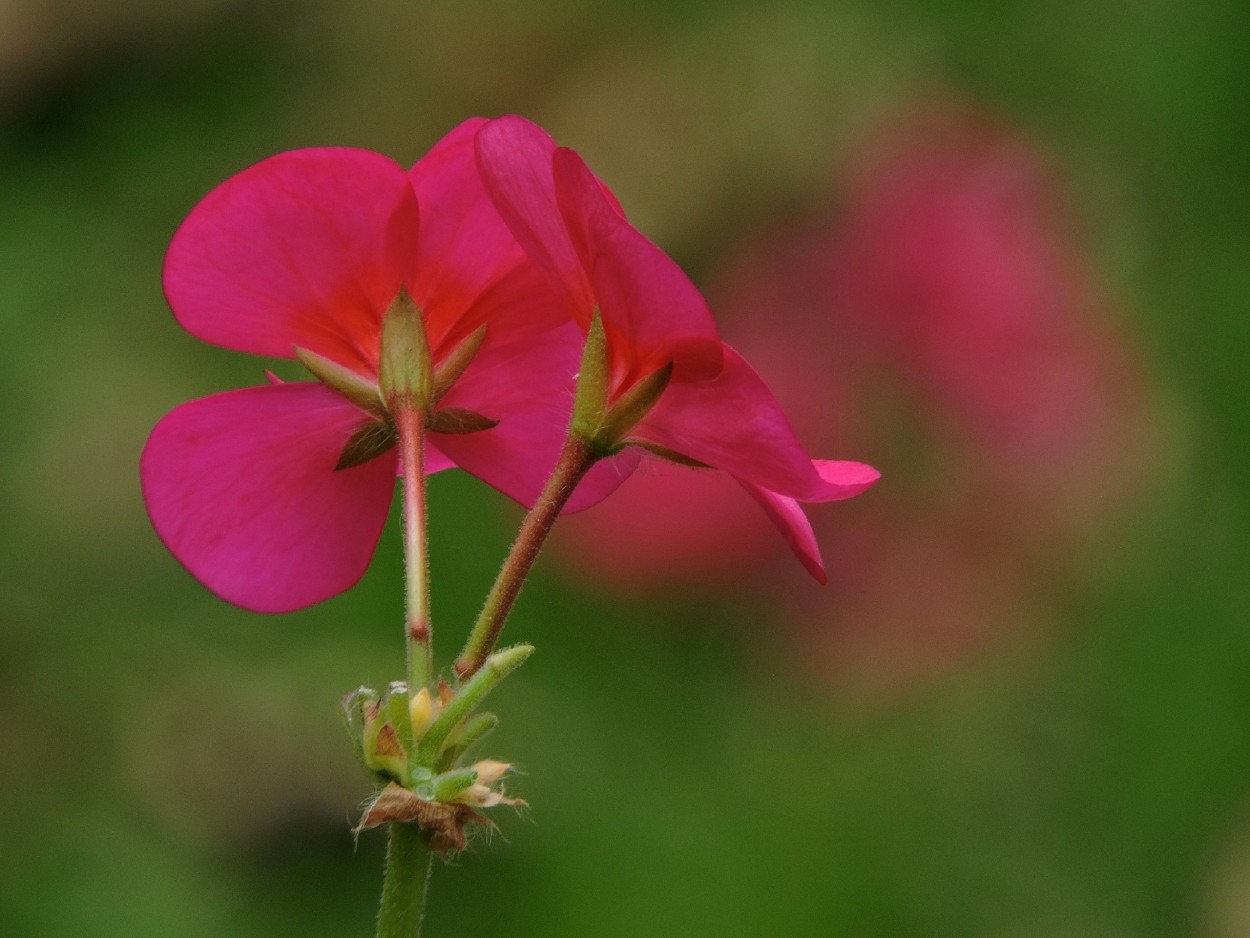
[[164, 148, 419, 375], [475, 116, 596, 325], [409, 119, 556, 351], [433, 319, 641, 511], [630, 344, 827, 498], [552, 147, 722, 388], [141, 383, 397, 612], [737, 481, 827, 584], [809, 459, 882, 500]]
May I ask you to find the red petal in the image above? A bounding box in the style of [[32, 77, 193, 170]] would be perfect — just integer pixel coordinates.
[[434, 319, 642, 510], [408, 119, 559, 351], [141, 383, 397, 612], [737, 481, 827, 584], [475, 116, 596, 325], [809, 459, 881, 501], [738, 461, 879, 581], [630, 345, 829, 498], [552, 147, 722, 389], [164, 149, 419, 375]]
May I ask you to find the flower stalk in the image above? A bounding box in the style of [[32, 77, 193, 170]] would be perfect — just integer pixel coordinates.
[[396, 403, 433, 691], [375, 822, 433, 938], [455, 435, 595, 680], [380, 289, 436, 691]]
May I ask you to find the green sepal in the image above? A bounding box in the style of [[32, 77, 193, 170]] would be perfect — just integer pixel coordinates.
[[432, 325, 488, 403], [436, 712, 499, 772], [631, 440, 712, 469], [599, 362, 673, 445], [430, 767, 479, 802], [428, 408, 499, 435], [378, 288, 433, 410], [385, 681, 415, 755], [570, 311, 609, 443], [416, 645, 533, 766], [295, 347, 384, 416], [335, 419, 398, 470]]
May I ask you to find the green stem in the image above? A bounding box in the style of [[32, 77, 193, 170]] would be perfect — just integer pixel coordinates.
[[396, 405, 432, 691], [455, 436, 595, 680], [375, 822, 433, 938]]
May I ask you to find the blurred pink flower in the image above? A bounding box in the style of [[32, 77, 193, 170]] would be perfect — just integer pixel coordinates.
[[142, 120, 621, 613], [477, 116, 878, 581], [829, 110, 1142, 512]]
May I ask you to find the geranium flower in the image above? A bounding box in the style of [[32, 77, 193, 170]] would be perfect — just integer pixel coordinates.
[[142, 119, 628, 613], [475, 116, 879, 581]]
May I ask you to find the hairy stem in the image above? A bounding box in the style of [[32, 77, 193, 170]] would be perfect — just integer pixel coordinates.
[[455, 436, 595, 680], [375, 822, 433, 938], [395, 406, 433, 691]]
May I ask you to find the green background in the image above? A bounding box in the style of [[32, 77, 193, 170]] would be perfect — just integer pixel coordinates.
[[1, 0, 1247, 935]]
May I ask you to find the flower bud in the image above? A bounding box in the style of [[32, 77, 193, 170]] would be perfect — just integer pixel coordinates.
[[408, 686, 440, 738], [378, 288, 433, 411]]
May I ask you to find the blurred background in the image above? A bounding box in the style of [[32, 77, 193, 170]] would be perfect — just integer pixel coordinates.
[[1, 0, 1247, 935]]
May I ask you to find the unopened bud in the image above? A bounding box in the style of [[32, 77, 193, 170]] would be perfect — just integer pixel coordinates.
[[378, 288, 433, 410], [409, 686, 440, 737]]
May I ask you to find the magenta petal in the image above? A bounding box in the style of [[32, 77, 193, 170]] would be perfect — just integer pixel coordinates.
[[433, 319, 641, 510], [566, 449, 644, 513], [141, 383, 397, 612], [475, 116, 597, 324], [408, 119, 543, 348], [738, 481, 827, 583], [630, 345, 827, 498], [432, 319, 644, 511], [552, 148, 722, 387], [423, 438, 457, 475], [809, 459, 881, 501], [164, 148, 419, 375], [737, 460, 879, 582]]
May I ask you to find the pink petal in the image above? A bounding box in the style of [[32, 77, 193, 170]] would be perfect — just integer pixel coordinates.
[[737, 481, 827, 584], [141, 383, 397, 612], [566, 448, 645, 513], [434, 319, 641, 511], [630, 344, 827, 499], [809, 459, 882, 501], [430, 250, 569, 366], [422, 438, 457, 475], [552, 147, 722, 388], [164, 148, 419, 376], [408, 119, 552, 351], [475, 116, 596, 325]]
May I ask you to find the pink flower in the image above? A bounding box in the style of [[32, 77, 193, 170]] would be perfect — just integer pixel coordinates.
[[476, 116, 879, 581], [142, 119, 624, 612]]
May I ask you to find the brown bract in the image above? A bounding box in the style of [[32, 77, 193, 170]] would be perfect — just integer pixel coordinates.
[[355, 782, 489, 854]]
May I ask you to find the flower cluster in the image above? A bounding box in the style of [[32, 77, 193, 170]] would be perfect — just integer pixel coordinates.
[[142, 116, 878, 612]]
